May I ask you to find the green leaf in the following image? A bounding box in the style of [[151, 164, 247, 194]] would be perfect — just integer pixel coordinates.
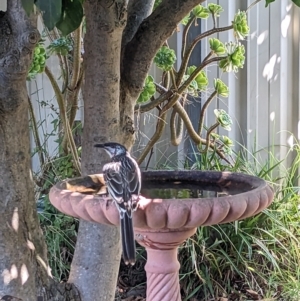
[[56, 0, 84, 36], [265, 0, 276, 7], [292, 0, 300, 7], [35, 0, 62, 31], [21, 0, 35, 15]]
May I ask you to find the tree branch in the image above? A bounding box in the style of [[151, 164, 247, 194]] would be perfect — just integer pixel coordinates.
[[177, 25, 233, 87], [137, 111, 167, 164], [45, 66, 81, 174], [170, 107, 183, 146], [181, 15, 196, 60], [198, 90, 217, 135], [173, 101, 231, 164], [121, 0, 206, 98], [122, 0, 155, 48], [134, 90, 173, 113], [201, 121, 219, 154]]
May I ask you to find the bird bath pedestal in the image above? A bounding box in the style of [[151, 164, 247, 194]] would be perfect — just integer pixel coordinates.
[[49, 171, 274, 301]]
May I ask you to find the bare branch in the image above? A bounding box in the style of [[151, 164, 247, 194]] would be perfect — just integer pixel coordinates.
[[173, 101, 231, 164], [181, 15, 196, 59], [177, 25, 233, 86], [137, 111, 167, 164], [45, 66, 81, 174], [198, 90, 217, 135], [201, 121, 219, 154], [170, 107, 183, 146], [134, 90, 173, 113]]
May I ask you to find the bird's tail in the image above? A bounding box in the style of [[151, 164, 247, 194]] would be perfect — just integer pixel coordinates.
[[120, 212, 136, 265]]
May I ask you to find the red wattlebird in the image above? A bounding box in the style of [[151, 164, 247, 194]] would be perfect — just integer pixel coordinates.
[[94, 142, 141, 265]]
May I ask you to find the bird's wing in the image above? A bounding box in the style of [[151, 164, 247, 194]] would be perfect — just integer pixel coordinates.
[[103, 157, 141, 214], [103, 161, 124, 204], [124, 157, 141, 196]]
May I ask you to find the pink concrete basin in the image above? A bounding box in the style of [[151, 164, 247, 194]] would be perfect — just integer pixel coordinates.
[[49, 170, 274, 301]]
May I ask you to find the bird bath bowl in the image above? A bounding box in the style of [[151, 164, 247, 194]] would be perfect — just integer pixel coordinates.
[[49, 170, 274, 301]]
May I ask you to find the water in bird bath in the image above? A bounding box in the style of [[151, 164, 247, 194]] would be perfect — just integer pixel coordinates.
[[141, 180, 254, 199]]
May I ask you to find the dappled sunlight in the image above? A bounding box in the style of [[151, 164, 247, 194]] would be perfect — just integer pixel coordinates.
[[287, 134, 294, 148], [29, 169, 33, 182], [250, 30, 257, 40], [270, 112, 275, 121], [20, 264, 29, 285], [257, 30, 268, 45], [138, 195, 162, 209], [286, 3, 293, 12], [263, 54, 277, 81], [2, 264, 18, 285], [281, 14, 291, 38], [297, 120, 300, 140], [1, 263, 30, 286], [36, 254, 52, 276], [11, 207, 19, 232], [26, 239, 35, 251]]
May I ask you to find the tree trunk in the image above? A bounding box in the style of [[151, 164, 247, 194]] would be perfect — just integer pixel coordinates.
[[0, 2, 49, 300], [0, 2, 80, 300], [68, 1, 127, 300]]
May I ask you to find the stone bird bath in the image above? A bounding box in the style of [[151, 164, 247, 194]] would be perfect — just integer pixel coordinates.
[[49, 170, 274, 301]]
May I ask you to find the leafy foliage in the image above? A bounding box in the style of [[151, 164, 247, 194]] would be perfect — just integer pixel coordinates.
[[137, 75, 156, 103], [37, 153, 80, 280], [214, 79, 229, 97], [219, 42, 245, 73], [21, 0, 83, 35], [214, 109, 232, 131], [135, 3, 251, 163], [266, 0, 300, 7], [154, 46, 177, 71], [209, 38, 226, 55], [177, 141, 300, 300], [192, 5, 210, 19], [56, 0, 83, 36], [233, 10, 250, 40], [48, 37, 73, 56], [21, 0, 35, 15], [207, 3, 223, 16], [35, 0, 62, 30]]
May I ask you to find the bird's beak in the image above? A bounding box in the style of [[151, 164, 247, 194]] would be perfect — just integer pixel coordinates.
[[94, 144, 105, 148]]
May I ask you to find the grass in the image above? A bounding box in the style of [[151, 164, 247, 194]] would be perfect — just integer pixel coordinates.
[[36, 154, 79, 281], [177, 141, 300, 300]]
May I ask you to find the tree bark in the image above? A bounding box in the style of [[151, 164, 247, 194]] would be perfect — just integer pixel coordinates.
[[0, 2, 48, 300], [0, 1, 80, 300], [68, 1, 126, 300]]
